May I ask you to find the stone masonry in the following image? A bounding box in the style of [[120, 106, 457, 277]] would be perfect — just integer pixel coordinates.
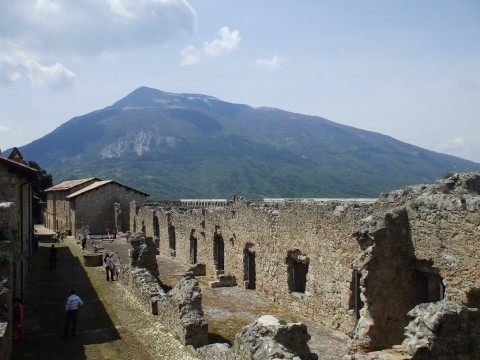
[[130, 173, 480, 353], [115, 233, 208, 348]]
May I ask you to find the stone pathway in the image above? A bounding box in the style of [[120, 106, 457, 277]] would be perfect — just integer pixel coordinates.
[[12, 232, 196, 360]]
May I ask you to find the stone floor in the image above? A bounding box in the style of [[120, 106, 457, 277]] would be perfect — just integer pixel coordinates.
[[155, 254, 350, 359]]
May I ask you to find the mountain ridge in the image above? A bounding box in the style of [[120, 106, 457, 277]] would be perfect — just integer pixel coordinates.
[[15, 86, 480, 199]]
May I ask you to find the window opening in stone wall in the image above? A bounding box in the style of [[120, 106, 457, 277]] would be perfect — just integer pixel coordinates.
[[168, 225, 176, 257], [243, 244, 256, 290], [133, 218, 137, 232], [417, 271, 444, 304], [286, 250, 309, 294], [153, 216, 159, 237], [351, 269, 364, 321], [190, 232, 198, 264], [464, 288, 480, 308], [213, 233, 225, 272]]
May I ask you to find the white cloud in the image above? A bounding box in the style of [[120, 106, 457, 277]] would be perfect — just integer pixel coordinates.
[[255, 55, 282, 71], [26, 61, 76, 91], [435, 137, 466, 152], [203, 26, 241, 57], [0, 125, 12, 133], [0, 0, 197, 87], [0, 40, 75, 90], [180, 26, 241, 66], [180, 45, 200, 66]]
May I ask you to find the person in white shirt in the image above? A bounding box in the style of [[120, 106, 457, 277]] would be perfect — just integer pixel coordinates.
[[63, 289, 83, 337]]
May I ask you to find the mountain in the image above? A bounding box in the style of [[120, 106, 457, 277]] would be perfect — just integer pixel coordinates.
[[18, 86, 480, 199]]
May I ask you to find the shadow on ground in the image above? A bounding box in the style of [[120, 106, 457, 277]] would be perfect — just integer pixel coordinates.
[[13, 237, 120, 360]]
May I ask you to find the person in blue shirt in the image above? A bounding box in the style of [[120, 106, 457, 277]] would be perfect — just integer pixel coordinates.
[[63, 289, 83, 337]]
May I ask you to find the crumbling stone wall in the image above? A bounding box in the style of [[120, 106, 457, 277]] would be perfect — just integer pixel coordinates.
[[131, 173, 480, 352], [195, 315, 317, 360], [133, 199, 373, 334], [116, 233, 208, 348], [401, 301, 480, 359], [350, 208, 418, 351], [349, 172, 480, 351]]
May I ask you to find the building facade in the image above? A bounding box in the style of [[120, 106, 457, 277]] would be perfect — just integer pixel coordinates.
[[47, 179, 148, 236], [45, 178, 99, 233], [0, 148, 36, 359]]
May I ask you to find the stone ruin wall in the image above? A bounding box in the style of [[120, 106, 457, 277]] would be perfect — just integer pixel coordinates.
[[130, 172, 480, 353], [349, 173, 480, 351], [132, 198, 373, 334]]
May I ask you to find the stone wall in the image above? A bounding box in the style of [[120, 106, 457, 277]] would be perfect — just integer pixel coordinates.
[[132, 198, 373, 334], [195, 315, 317, 360], [0, 162, 34, 360], [131, 173, 480, 352], [113, 234, 208, 348], [348, 173, 480, 351]]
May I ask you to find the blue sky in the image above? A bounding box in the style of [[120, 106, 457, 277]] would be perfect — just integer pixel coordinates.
[[1, 0, 479, 162]]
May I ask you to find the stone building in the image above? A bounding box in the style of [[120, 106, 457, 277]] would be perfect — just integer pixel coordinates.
[[45, 177, 99, 233], [0, 148, 36, 359], [130, 173, 480, 353], [47, 179, 148, 236]]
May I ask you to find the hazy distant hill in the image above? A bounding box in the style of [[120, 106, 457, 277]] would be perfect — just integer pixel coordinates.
[[18, 86, 480, 199]]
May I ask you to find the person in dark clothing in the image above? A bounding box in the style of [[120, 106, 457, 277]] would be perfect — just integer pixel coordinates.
[[49, 244, 57, 270], [13, 297, 24, 340], [82, 235, 87, 251]]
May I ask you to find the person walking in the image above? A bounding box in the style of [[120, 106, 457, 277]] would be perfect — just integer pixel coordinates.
[[13, 297, 24, 340], [82, 235, 87, 251], [109, 256, 116, 281], [104, 253, 111, 281], [63, 289, 83, 338], [49, 244, 57, 270], [112, 226, 118, 240]]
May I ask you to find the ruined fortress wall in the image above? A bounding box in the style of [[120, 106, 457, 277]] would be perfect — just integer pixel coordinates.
[[372, 180, 480, 306], [131, 173, 480, 349], [349, 174, 480, 350], [133, 199, 372, 333]]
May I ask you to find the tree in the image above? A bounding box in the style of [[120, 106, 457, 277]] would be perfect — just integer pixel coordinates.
[[27, 161, 53, 223]]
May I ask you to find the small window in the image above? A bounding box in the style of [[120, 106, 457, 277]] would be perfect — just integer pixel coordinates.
[[286, 250, 309, 294]]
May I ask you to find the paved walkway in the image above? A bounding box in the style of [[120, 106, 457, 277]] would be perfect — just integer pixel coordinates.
[[13, 231, 195, 360]]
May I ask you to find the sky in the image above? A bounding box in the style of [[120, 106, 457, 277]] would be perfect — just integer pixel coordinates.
[[0, 0, 479, 162]]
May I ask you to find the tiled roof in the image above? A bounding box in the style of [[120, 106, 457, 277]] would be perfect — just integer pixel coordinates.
[[66, 180, 149, 199], [45, 178, 99, 192], [0, 155, 37, 177]]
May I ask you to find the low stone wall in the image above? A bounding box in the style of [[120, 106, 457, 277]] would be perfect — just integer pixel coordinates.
[[157, 272, 208, 347], [109, 233, 208, 348], [195, 315, 317, 360]]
